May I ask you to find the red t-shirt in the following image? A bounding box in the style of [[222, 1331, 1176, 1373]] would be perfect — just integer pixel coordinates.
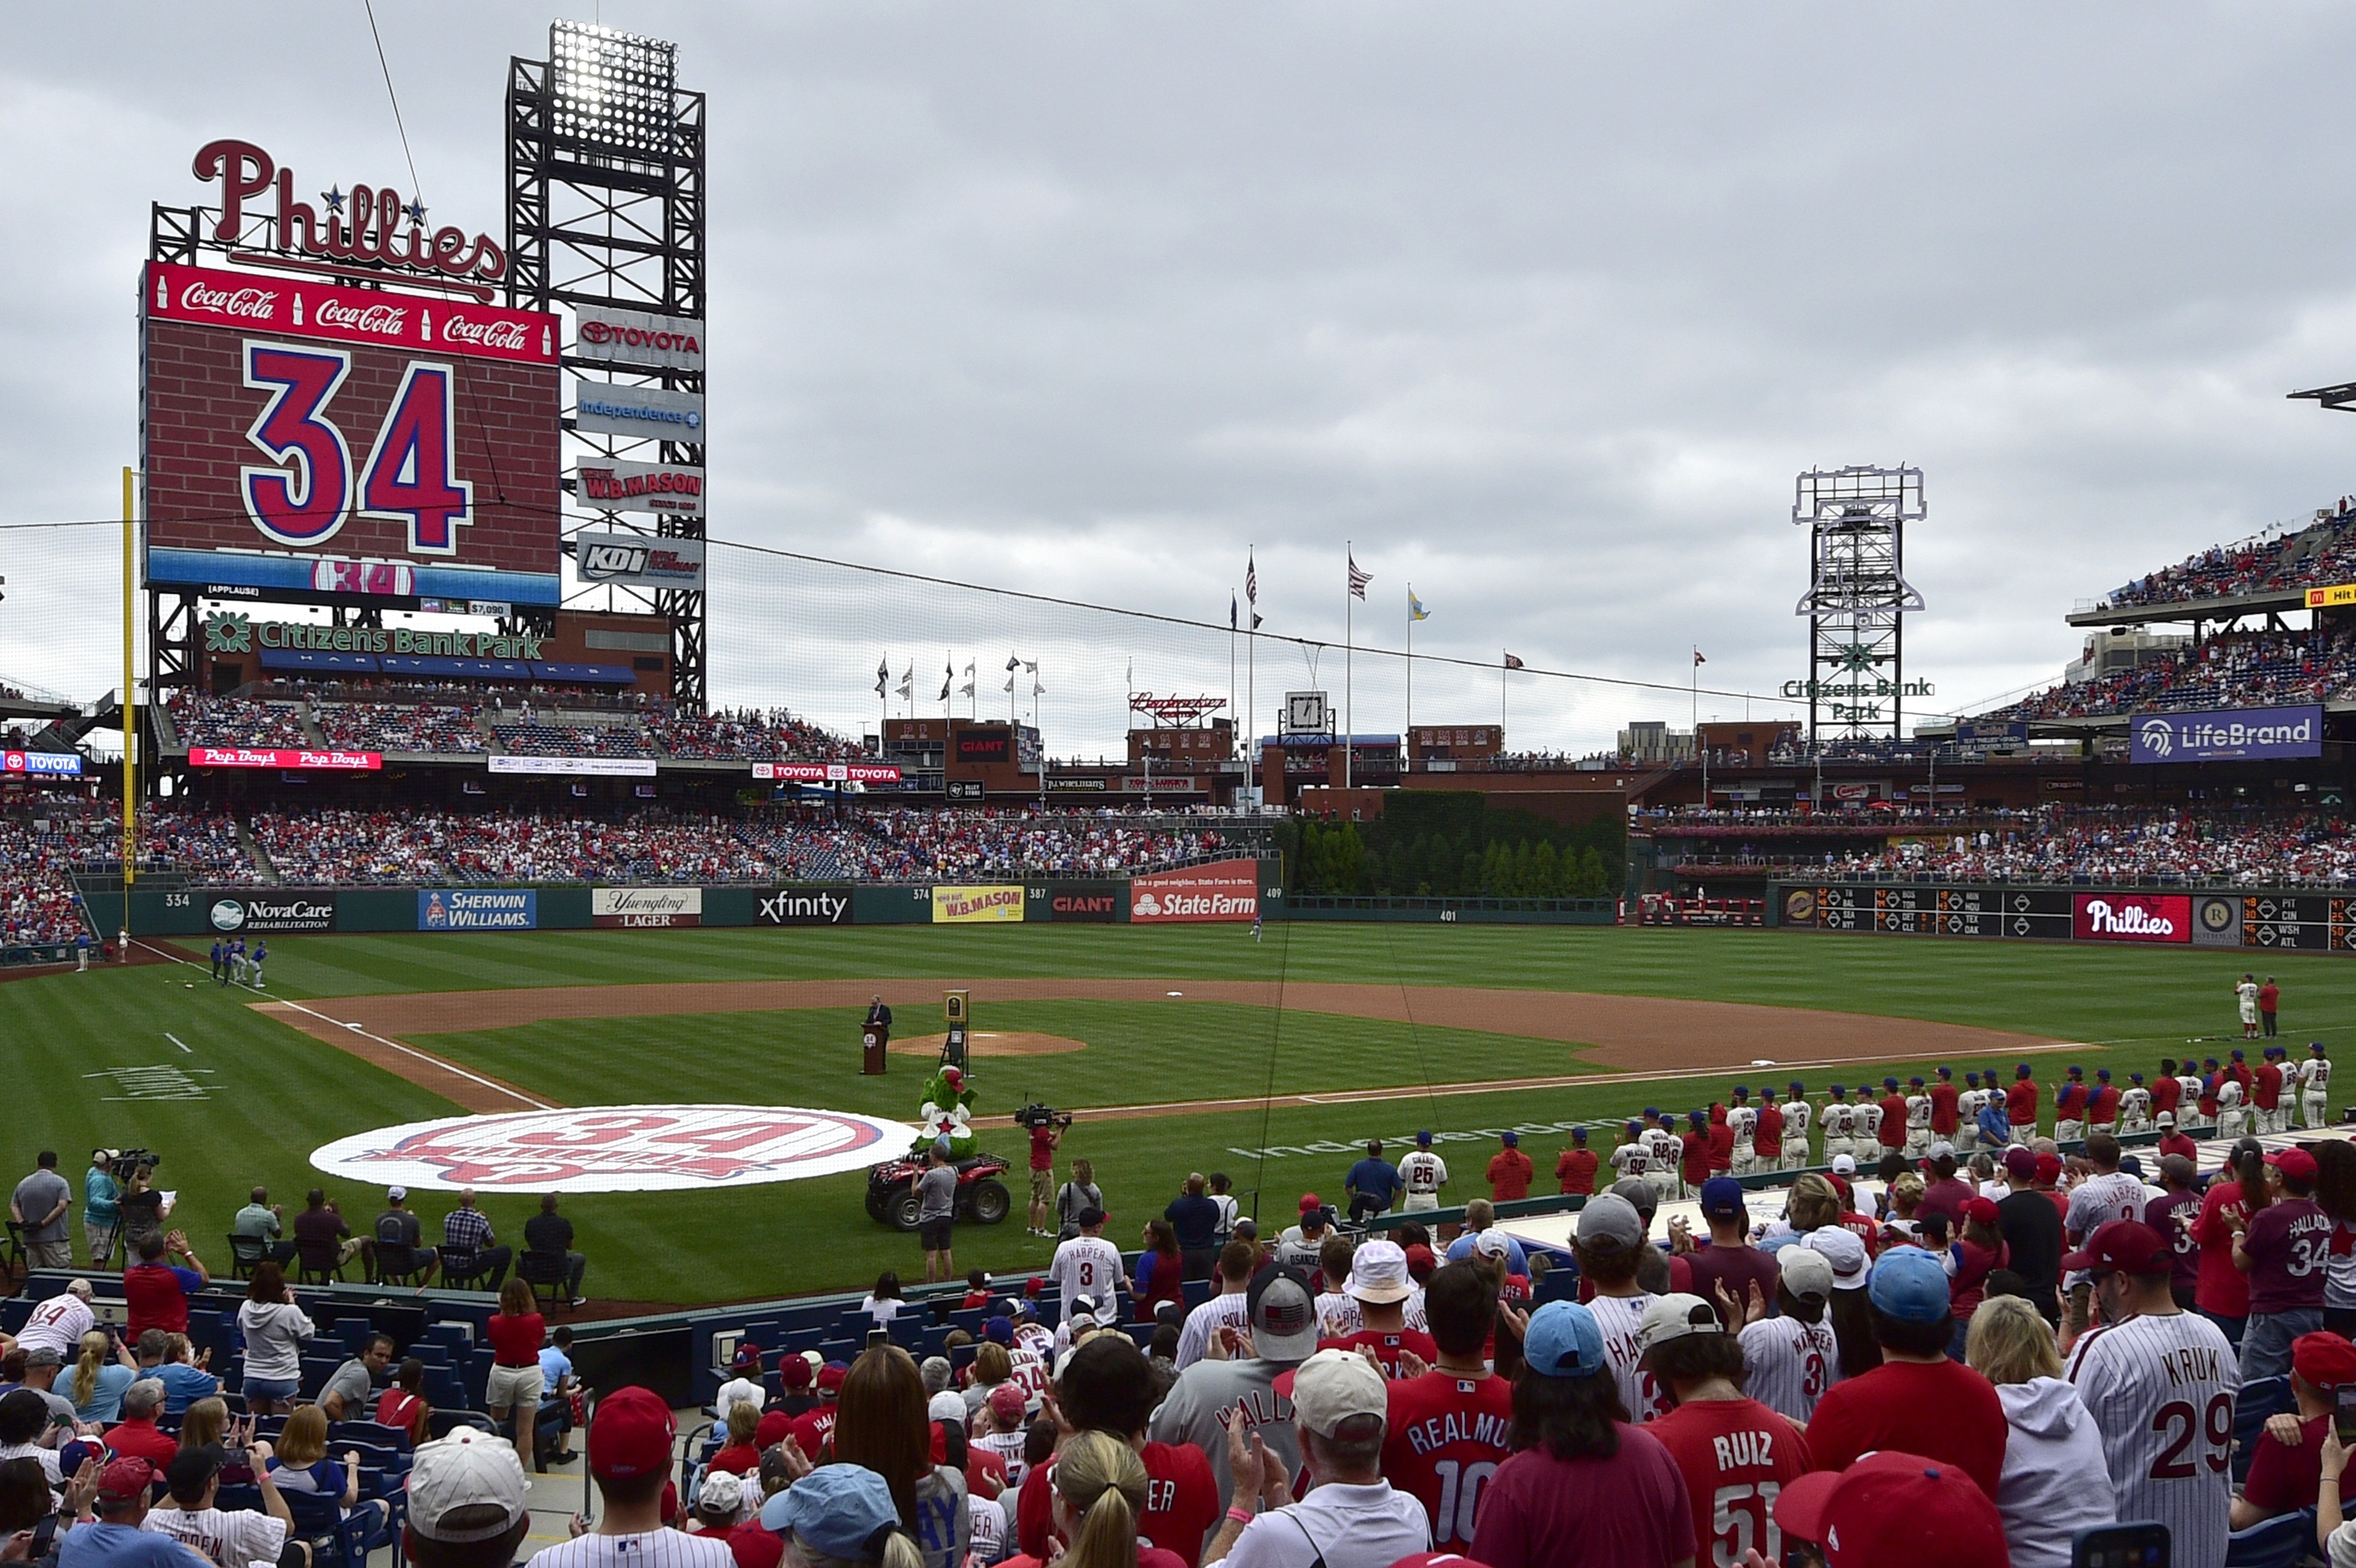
[[103, 1419, 178, 1468], [2256, 1065, 2284, 1110], [2006, 1080, 2038, 1126], [791, 1407, 838, 1459], [966, 1445, 1009, 1501], [1381, 1370, 1515, 1550], [1804, 1359, 2007, 1498], [1471, 1427, 1696, 1568], [122, 1263, 196, 1337], [1877, 1097, 1908, 1147], [1029, 1128, 1055, 1172], [729, 1525, 785, 1568], [1949, 1239, 2007, 1320], [2193, 1185, 2259, 1318], [1929, 1084, 1960, 1133], [1706, 1124, 1734, 1171], [1555, 1149, 1599, 1196], [2260, 984, 2280, 1014], [1321, 1328, 1440, 1380], [1015, 1440, 1218, 1565], [376, 1388, 425, 1432], [1647, 1398, 1816, 1568], [2242, 1197, 2332, 1315], [1680, 1133, 1712, 1187], [1837, 1212, 1881, 1258], [2159, 1131, 2199, 1165], [2152, 1077, 2182, 1115], [2147, 1190, 2204, 1296], [2243, 1413, 2354, 1514], [487, 1311, 545, 1366], [1755, 1103, 1784, 1157], [1487, 1150, 1533, 1201]]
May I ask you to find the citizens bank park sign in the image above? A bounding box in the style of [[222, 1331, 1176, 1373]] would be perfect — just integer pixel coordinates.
[[310, 1105, 919, 1194]]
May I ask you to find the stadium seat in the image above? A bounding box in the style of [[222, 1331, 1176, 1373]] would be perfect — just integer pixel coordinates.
[[518, 1251, 570, 1315], [225, 1234, 267, 1281], [294, 1241, 349, 1286], [330, 1421, 414, 1455], [282, 1486, 393, 1568], [2234, 1376, 2294, 1483], [2225, 1506, 2316, 1568], [1, 1223, 26, 1282], [374, 1242, 430, 1289], [419, 1322, 473, 1353]]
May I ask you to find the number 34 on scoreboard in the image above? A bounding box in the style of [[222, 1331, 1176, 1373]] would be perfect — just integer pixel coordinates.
[[242, 343, 470, 554]]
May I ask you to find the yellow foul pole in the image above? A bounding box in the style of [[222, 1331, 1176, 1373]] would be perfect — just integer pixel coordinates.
[[121, 468, 136, 926]]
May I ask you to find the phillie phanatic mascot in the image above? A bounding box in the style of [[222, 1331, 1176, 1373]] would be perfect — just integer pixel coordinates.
[[916, 1063, 977, 1157]]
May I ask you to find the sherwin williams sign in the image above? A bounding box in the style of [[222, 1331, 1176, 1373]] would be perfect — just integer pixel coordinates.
[[2072, 893, 2191, 944], [932, 885, 1025, 923], [419, 888, 537, 930], [1130, 860, 1258, 923], [2130, 706, 2322, 763]]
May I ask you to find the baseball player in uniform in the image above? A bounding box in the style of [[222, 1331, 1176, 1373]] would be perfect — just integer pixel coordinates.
[[2088, 1068, 2120, 1135], [2236, 973, 2261, 1039], [1852, 1089, 1884, 1159], [1780, 1083, 1812, 1171], [1640, 1114, 1682, 1202], [2252, 1048, 2286, 1135], [2064, 1220, 2239, 1568], [1819, 1087, 1853, 1166], [2303, 1043, 2333, 1129], [1957, 1072, 1985, 1145], [2053, 1067, 2089, 1145], [2214, 1076, 2248, 1143], [1398, 1132, 1448, 1213], [1610, 1122, 1652, 1191], [2181, 1065, 2212, 1136], [1727, 1089, 1759, 1176], [1903, 1077, 1932, 1158], [2118, 1073, 2152, 1136]]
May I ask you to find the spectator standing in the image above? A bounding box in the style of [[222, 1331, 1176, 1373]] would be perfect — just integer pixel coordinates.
[[862, 1273, 906, 1328], [1965, 1295, 2113, 1568], [229, 1189, 295, 1270], [1803, 1249, 2006, 1496], [1565, 1195, 1665, 1423], [1441, 1201, 1528, 1276], [913, 1144, 959, 1286], [1918, 1147, 1975, 1231], [17, 1280, 95, 1361], [1993, 1147, 2063, 1324], [2319, 1141, 2356, 1339], [2235, 1330, 2356, 1529], [1132, 1220, 1183, 1324], [400, 1428, 534, 1568], [1737, 1246, 1839, 1423], [12, 1154, 72, 1270], [1683, 1178, 1778, 1315], [1485, 1133, 1532, 1203], [1174, 1241, 1258, 1370], [485, 1278, 547, 1471], [121, 1236, 206, 1340], [1467, 1301, 1694, 1568], [1379, 1262, 1511, 1550], [1946, 1198, 2010, 1353], [1025, 1117, 1061, 1239], [531, 1386, 731, 1568], [2157, 1112, 2198, 1165], [81, 1155, 119, 1270], [1396, 1133, 1447, 1214], [1343, 1143, 1401, 1224], [524, 1194, 588, 1308], [1200, 1349, 1429, 1568], [440, 1191, 513, 1291], [2064, 1220, 2240, 1568], [1321, 1241, 1435, 1377], [1274, 1199, 1331, 1274], [1553, 1129, 1598, 1197], [1148, 1266, 1320, 1510], [1638, 1294, 1815, 1568], [1166, 1176, 1221, 1283], [830, 1347, 968, 1568], [2147, 1154, 2206, 1313], [1049, 1211, 1124, 1321], [1767, 1449, 2008, 1568], [2236, 1145, 2333, 1380], [1054, 1162, 1103, 1244], [2194, 1140, 2269, 1349], [232, 1263, 313, 1416], [114, 1169, 164, 1258], [2261, 974, 2281, 1038]]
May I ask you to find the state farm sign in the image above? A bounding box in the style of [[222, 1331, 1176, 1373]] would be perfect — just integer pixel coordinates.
[[2072, 893, 2191, 944], [1130, 860, 1259, 923]]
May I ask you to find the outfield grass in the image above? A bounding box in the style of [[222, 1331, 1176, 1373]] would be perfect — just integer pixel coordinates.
[[3, 922, 2341, 1306]]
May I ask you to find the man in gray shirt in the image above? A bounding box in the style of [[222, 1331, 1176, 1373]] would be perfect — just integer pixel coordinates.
[[319, 1333, 394, 1422], [1147, 1264, 1320, 1510], [11, 1153, 73, 1270], [918, 1143, 960, 1284]]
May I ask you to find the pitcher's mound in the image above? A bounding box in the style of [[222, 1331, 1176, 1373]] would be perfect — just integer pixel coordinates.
[[890, 1031, 1086, 1058]]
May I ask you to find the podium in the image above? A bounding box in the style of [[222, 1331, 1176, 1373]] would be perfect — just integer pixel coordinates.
[[862, 1025, 888, 1076]]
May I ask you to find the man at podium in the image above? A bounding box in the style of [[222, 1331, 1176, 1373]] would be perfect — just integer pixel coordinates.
[[865, 996, 893, 1033], [862, 995, 893, 1076]]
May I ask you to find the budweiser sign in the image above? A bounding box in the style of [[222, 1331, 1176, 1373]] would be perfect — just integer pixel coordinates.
[[2072, 893, 2191, 945], [193, 139, 506, 285], [188, 747, 382, 772], [147, 262, 557, 366], [308, 1104, 917, 1193]]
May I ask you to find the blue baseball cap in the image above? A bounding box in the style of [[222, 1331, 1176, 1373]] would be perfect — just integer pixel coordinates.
[[1733, 1086, 1749, 1098], [762, 1460, 900, 1550], [1698, 1177, 1745, 1220], [1415, 1131, 1431, 1145], [2067, 1065, 2083, 1078], [1964, 1071, 1979, 1083], [1501, 1130, 1519, 1146], [1884, 1077, 1899, 1090], [2315, 1042, 2328, 1052], [1689, 1110, 1706, 1126], [1936, 1067, 1952, 1078], [1644, 1107, 1660, 1119], [1829, 1084, 1845, 1097], [1908, 1077, 1923, 1088], [1867, 1248, 1952, 1325], [2016, 1064, 2031, 1078], [1625, 1121, 1641, 1135], [1789, 1081, 1804, 1093], [2232, 1049, 2246, 1061], [1571, 1127, 1587, 1143], [2130, 1072, 2144, 1083], [2098, 1068, 2111, 1081], [982, 1317, 1012, 1345], [1522, 1301, 1607, 1379]]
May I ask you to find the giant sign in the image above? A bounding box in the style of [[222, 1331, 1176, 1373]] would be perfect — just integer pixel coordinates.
[[308, 1104, 916, 1193], [190, 139, 506, 289], [2130, 706, 2323, 764], [1130, 860, 1258, 923], [142, 259, 562, 605]]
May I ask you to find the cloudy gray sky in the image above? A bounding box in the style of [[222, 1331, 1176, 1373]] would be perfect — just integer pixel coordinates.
[[6, 3, 2356, 753]]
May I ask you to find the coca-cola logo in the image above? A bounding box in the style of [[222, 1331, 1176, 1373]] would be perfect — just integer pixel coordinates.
[[180, 281, 277, 319], [580, 320, 701, 354], [314, 298, 408, 336], [444, 316, 530, 350], [308, 1104, 916, 1193]]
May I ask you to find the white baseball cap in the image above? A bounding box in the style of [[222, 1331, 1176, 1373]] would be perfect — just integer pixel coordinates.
[[405, 1429, 528, 1543], [1636, 1294, 1725, 1352], [1777, 1247, 1836, 1301], [698, 1471, 746, 1514], [1345, 1240, 1415, 1304], [1804, 1227, 1870, 1290], [1288, 1348, 1388, 1437], [1472, 1230, 1511, 1260], [1829, 1154, 1857, 1176], [927, 1391, 968, 1425]]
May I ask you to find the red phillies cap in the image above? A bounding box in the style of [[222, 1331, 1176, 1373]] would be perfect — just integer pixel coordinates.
[[778, 1354, 812, 1390], [1773, 1450, 2007, 1568], [817, 1362, 848, 1393], [2034, 1153, 2063, 1184], [2297, 1331, 2356, 1391], [1300, 1193, 1323, 1214], [97, 1457, 154, 1506], [2269, 1147, 2320, 1184], [2061, 1219, 2171, 1276], [1403, 1243, 1438, 1281], [588, 1386, 675, 1481], [1963, 1197, 2000, 1227]]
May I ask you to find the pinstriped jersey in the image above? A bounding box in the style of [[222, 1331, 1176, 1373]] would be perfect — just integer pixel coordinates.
[[2064, 1310, 2239, 1568], [529, 1530, 736, 1568]]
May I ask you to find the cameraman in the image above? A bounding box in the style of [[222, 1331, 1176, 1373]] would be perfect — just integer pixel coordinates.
[[1025, 1111, 1063, 1240]]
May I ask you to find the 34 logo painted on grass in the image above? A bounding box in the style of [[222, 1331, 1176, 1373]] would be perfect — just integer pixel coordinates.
[[310, 1105, 916, 1193]]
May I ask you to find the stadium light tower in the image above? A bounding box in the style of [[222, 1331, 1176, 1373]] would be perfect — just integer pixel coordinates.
[[1792, 465, 1927, 746]]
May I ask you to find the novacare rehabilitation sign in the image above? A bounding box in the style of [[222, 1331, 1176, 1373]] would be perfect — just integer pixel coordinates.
[[311, 1105, 916, 1193]]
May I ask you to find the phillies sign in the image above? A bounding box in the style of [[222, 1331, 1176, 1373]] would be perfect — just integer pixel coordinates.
[[2130, 706, 2323, 764], [192, 139, 506, 288], [2072, 893, 2191, 944], [308, 1104, 917, 1193], [148, 263, 556, 367]]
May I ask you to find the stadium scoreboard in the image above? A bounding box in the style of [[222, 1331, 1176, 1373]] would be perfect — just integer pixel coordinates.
[[1787, 885, 2072, 939], [1779, 882, 2356, 952]]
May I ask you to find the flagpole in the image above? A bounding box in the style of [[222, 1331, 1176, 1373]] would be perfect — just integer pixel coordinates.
[[1501, 649, 1507, 732], [1246, 547, 1258, 810], [1344, 541, 1353, 792], [1694, 645, 1706, 808], [1404, 585, 1412, 774]]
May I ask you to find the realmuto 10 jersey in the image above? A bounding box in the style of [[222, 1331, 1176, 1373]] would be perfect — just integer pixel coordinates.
[[1381, 1371, 1515, 1550], [2065, 1311, 2240, 1568]]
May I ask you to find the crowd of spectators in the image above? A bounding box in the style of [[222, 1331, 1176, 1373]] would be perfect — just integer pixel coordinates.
[[1791, 805, 2356, 886], [649, 708, 862, 762], [798, 809, 1231, 881], [1993, 626, 2356, 722], [489, 720, 657, 759], [312, 702, 487, 756], [2101, 496, 2356, 609], [165, 696, 311, 751]]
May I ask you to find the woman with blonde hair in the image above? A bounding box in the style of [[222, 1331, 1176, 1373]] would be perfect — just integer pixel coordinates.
[[961, 1340, 1013, 1415], [1967, 1295, 2113, 1568], [1784, 1173, 1843, 1234], [178, 1396, 257, 1483], [1049, 1430, 1181, 1568], [830, 1345, 968, 1568], [266, 1404, 391, 1537], [68, 1330, 133, 1423]]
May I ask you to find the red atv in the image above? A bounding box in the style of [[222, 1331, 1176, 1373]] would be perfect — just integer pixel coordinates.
[[866, 1150, 1014, 1230]]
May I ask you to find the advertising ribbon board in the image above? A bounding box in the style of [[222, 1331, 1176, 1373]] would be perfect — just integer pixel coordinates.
[[592, 888, 702, 928], [752, 762, 905, 784], [1, 752, 83, 776], [2072, 893, 2192, 944], [206, 893, 336, 934], [486, 756, 658, 778], [1130, 860, 1259, 923], [2307, 584, 2356, 610], [2129, 706, 2323, 764], [756, 888, 853, 926], [419, 889, 537, 931], [932, 885, 1025, 924], [190, 747, 382, 772]]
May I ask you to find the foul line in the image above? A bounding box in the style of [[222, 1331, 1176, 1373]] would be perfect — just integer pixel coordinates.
[[164, 1034, 190, 1054], [134, 940, 555, 1111]]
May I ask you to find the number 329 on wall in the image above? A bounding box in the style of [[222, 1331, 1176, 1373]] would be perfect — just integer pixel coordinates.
[[239, 340, 473, 555]]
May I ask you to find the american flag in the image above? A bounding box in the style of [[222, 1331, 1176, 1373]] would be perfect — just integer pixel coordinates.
[[1348, 554, 1370, 600], [1246, 553, 1257, 605], [1504, 652, 1525, 670]]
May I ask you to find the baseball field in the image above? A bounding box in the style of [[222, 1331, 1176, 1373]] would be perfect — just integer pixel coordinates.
[[8, 921, 2351, 1307]]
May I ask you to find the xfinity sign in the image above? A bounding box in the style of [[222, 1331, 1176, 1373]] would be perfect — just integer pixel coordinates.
[[2129, 705, 2323, 764]]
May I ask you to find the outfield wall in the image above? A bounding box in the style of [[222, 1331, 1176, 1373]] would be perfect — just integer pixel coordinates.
[[1771, 880, 2356, 952]]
